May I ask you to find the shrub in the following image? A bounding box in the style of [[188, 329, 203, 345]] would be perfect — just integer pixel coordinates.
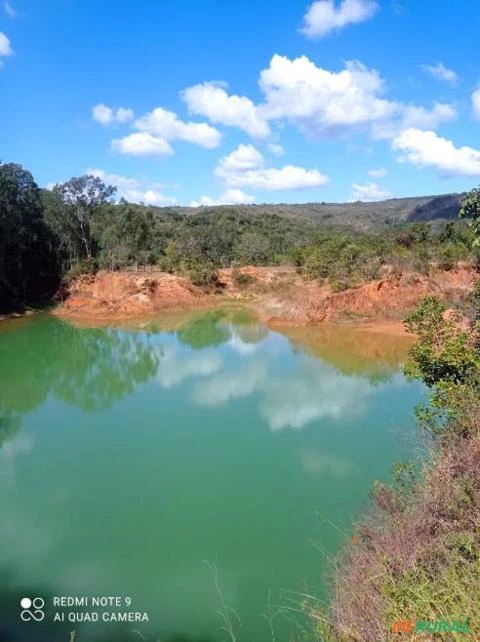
[[189, 264, 224, 291], [232, 270, 256, 288]]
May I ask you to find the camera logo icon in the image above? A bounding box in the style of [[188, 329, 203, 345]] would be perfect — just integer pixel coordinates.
[[20, 597, 45, 622]]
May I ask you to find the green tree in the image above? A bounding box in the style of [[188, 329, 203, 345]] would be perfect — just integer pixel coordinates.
[[459, 186, 480, 246], [51, 174, 116, 264], [404, 296, 478, 387], [404, 296, 480, 435], [0, 162, 57, 307]]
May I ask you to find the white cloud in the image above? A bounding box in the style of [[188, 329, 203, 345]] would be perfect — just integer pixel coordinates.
[[146, 55, 456, 151], [134, 107, 221, 149], [111, 132, 174, 157], [472, 88, 480, 120], [300, 0, 379, 38], [259, 55, 455, 140], [190, 188, 256, 207], [4, 2, 17, 17], [87, 168, 177, 205], [92, 104, 134, 126], [226, 329, 263, 355], [182, 82, 270, 138], [400, 102, 456, 130], [260, 361, 375, 431], [216, 143, 264, 174], [0, 32, 14, 64], [215, 143, 329, 191], [371, 102, 456, 139], [350, 182, 392, 201], [192, 362, 268, 407], [267, 143, 285, 156], [92, 104, 113, 125], [115, 107, 135, 123], [187, 335, 407, 433], [419, 62, 458, 84], [368, 167, 387, 178], [225, 166, 329, 191], [157, 348, 223, 388], [392, 128, 480, 177], [259, 56, 393, 133]]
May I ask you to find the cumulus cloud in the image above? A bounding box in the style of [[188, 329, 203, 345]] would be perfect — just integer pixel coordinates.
[[182, 82, 270, 138], [472, 88, 480, 120], [87, 168, 177, 205], [215, 143, 329, 191], [259, 56, 393, 133], [134, 107, 221, 148], [192, 361, 269, 407], [226, 330, 263, 355], [419, 62, 458, 84], [300, 0, 378, 38], [175, 55, 457, 147], [368, 167, 387, 178], [392, 128, 480, 177], [226, 165, 329, 191], [0, 32, 14, 65], [111, 132, 174, 157], [216, 144, 264, 174], [186, 327, 407, 433], [157, 348, 223, 388], [190, 188, 256, 207], [115, 107, 135, 123], [350, 182, 392, 201], [92, 104, 134, 126], [260, 361, 376, 431], [400, 102, 456, 131], [259, 55, 456, 140], [112, 107, 222, 156]]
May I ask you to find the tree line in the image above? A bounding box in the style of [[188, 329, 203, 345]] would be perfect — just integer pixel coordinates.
[[1, 160, 480, 310]]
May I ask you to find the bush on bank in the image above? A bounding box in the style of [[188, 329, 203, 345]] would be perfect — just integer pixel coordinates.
[[308, 292, 480, 641]]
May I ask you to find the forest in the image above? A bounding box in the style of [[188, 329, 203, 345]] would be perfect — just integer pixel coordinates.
[[0, 160, 479, 311]]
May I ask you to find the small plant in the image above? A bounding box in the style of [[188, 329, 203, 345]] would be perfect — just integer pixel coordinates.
[[232, 270, 256, 288], [203, 560, 240, 642], [189, 264, 224, 291]]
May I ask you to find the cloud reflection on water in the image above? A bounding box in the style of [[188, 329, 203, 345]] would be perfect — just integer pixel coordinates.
[[157, 347, 223, 388], [181, 335, 406, 431], [301, 448, 356, 477]]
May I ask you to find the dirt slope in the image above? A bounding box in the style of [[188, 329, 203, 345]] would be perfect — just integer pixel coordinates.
[[55, 265, 476, 325]]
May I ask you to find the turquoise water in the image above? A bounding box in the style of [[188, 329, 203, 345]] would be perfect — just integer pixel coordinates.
[[0, 311, 423, 642]]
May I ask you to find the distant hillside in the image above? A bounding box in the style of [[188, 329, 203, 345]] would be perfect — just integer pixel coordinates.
[[164, 192, 464, 232]]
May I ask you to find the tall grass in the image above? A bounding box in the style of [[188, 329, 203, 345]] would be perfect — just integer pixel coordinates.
[[307, 294, 480, 642]]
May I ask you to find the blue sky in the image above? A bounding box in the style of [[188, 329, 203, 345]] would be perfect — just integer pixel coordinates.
[[1, 0, 480, 206]]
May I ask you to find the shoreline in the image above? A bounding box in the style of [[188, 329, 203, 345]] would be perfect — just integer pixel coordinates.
[[3, 264, 475, 336], [51, 264, 476, 332]]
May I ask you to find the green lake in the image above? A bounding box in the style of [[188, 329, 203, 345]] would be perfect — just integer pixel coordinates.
[[0, 310, 423, 642]]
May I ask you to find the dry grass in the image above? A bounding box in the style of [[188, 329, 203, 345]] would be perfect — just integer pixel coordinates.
[[309, 412, 480, 642]]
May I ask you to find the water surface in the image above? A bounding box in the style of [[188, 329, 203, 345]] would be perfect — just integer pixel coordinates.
[[0, 310, 423, 642]]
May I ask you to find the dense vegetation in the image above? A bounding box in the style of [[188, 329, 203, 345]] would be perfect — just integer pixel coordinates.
[[3, 159, 480, 639], [0, 161, 478, 312], [311, 192, 480, 641]]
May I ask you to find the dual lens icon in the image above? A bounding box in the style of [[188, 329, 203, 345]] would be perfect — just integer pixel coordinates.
[[20, 597, 45, 622]]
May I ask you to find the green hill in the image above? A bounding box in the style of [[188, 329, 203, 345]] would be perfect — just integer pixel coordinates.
[[161, 192, 464, 232]]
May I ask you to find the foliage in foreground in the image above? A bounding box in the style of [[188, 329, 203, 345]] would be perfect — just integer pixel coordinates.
[[307, 289, 480, 642]]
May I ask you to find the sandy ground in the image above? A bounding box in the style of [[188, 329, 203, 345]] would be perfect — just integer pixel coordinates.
[[49, 264, 476, 332]]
